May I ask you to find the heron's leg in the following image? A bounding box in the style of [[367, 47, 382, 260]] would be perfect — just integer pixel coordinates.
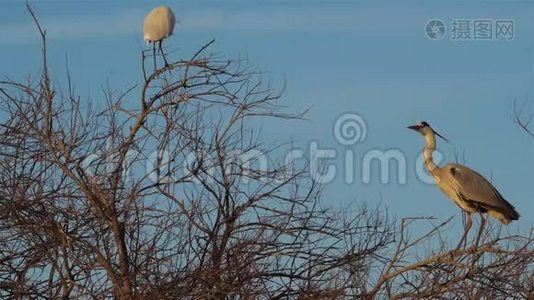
[[474, 213, 486, 247], [152, 42, 157, 72], [456, 212, 472, 250], [159, 40, 170, 68]]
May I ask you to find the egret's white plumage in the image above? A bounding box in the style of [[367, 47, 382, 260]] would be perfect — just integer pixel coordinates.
[[143, 6, 176, 68], [408, 121, 520, 248], [143, 6, 175, 43]]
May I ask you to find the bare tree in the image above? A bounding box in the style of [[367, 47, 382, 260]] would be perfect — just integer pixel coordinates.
[[514, 96, 534, 138], [0, 5, 532, 300], [363, 218, 533, 299]]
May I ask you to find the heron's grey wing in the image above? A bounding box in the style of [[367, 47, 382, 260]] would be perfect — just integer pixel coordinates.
[[445, 163, 519, 219]]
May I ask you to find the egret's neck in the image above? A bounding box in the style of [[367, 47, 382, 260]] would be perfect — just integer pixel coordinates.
[[423, 131, 438, 174]]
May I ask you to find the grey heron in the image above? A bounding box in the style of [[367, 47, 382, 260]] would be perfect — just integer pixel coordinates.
[[143, 6, 176, 69], [408, 121, 520, 249]]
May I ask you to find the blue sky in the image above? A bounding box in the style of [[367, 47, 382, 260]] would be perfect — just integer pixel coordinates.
[[1, 1, 532, 238]]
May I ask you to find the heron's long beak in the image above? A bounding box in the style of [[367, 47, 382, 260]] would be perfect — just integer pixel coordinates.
[[407, 125, 421, 131]]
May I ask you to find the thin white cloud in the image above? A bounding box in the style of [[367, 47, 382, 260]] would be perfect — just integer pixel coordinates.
[[0, 9, 145, 44], [6, 5, 527, 45], [0, 7, 389, 45], [180, 9, 357, 31]]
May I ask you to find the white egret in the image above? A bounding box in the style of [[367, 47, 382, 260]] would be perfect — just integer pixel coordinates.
[[143, 6, 176, 68]]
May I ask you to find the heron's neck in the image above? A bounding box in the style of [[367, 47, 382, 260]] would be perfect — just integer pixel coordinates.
[[423, 132, 438, 174]]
